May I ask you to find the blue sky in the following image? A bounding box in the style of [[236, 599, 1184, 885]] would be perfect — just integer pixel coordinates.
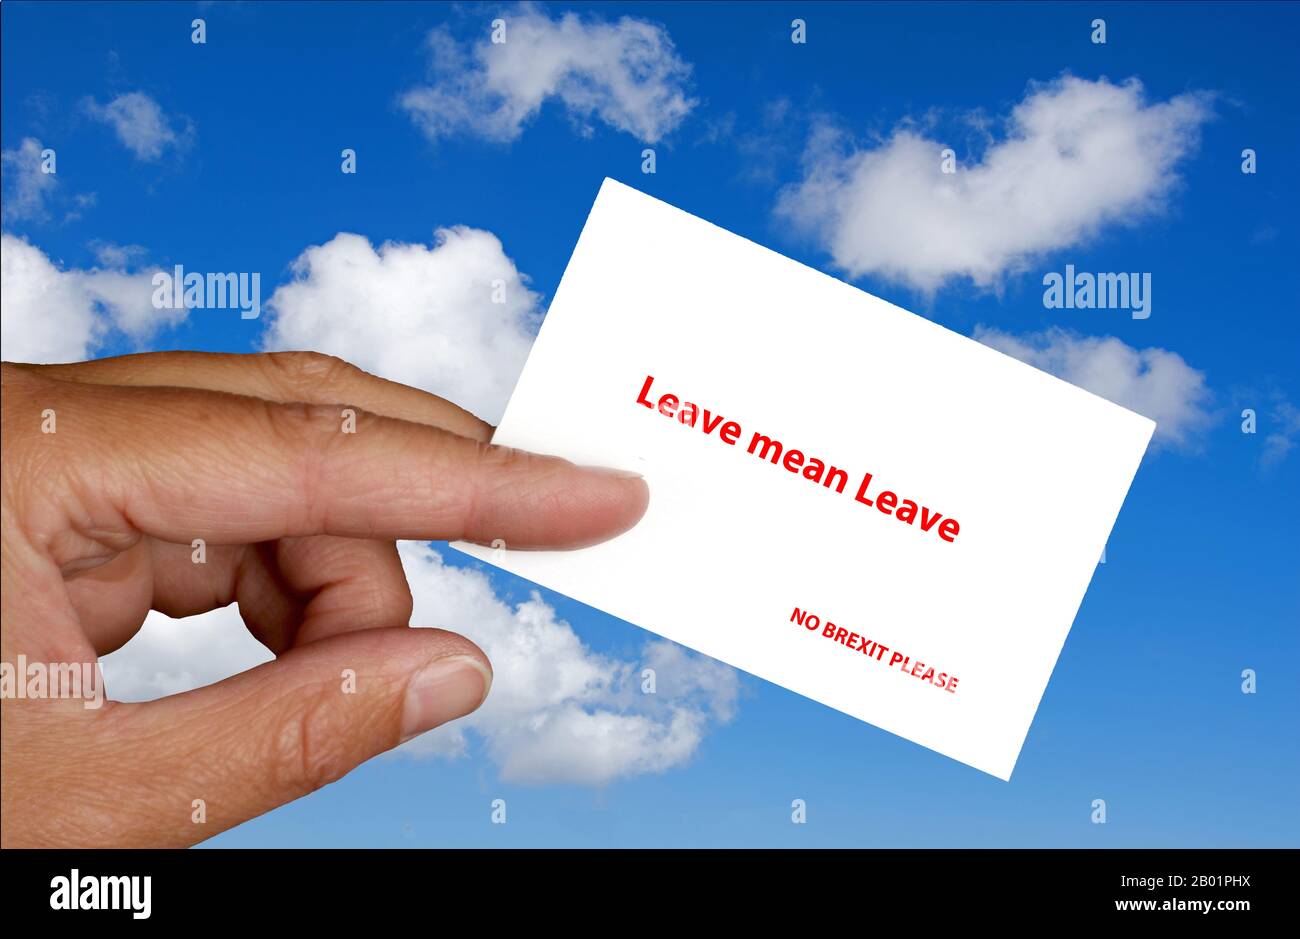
[[2, 0, 1297, 846]]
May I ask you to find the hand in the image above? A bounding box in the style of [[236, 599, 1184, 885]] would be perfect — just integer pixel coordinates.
[[0, 351, 648, 847]]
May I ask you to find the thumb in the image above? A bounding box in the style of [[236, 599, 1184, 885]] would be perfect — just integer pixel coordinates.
[[107, 627, 490, 846]]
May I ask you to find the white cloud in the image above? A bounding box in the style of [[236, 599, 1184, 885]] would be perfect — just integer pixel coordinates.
[[974, 326, 1213, 449], [1, 138, 95, 223], [1, 233, 182, 363], [401, 3, 695, 144], [1, 138, 59, 222], [83, 92, 192, 161], [100, 543, 740, 787], [777, 76, 1213, 292], [261, 228, 540, 423], [1261, 397, 1300, 469], [89, 241, 148, 268], [396, 543, 739, 785], [100, 605, 273, 703], [65, 192, 98, 223]]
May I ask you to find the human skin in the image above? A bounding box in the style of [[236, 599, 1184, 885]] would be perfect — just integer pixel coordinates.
[[0, 351, 649, 847]]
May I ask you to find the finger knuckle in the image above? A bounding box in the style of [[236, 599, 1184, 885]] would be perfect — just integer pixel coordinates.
[[264, 398, 344, 440], [267, 692, 353, 796], [261, 351, 365, 398], [0, 365, 92, 524]]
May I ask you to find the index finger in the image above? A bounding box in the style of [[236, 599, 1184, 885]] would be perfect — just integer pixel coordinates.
[[21, 350, 496, 442], [33, 372, 647, 551]]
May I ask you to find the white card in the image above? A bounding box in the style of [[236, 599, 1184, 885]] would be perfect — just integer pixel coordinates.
[[454, 178, 1154, 779]]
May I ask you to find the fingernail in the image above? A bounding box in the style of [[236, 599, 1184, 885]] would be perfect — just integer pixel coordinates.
[[578, 464, 644, 479], [401, 655, 492, 743]]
